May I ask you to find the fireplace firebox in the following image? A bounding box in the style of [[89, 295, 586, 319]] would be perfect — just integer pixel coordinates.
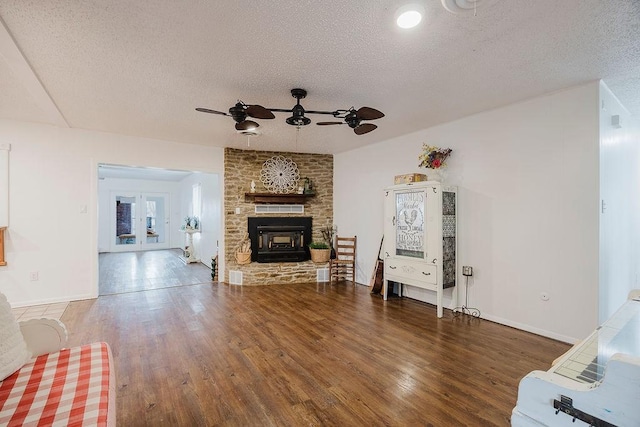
[[248, 217, 312, 263]]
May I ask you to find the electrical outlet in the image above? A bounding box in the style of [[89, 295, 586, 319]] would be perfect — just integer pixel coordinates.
[[29, 271, 39, 281], [462, 266, 473, 276]]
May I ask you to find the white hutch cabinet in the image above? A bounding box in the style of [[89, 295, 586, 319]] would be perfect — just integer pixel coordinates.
[[383, 181, 457, 317]]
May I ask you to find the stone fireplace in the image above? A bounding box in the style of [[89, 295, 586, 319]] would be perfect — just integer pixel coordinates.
[[248, 217, 312, 263], [224, 148, 333, 285]]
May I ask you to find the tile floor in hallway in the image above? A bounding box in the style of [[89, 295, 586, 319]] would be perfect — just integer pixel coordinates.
[[11, 301, 69, 321]]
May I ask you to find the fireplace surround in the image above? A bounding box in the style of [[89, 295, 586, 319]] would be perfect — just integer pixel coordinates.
[[248, 217, 312, 263], [224, 148, 333, 284]]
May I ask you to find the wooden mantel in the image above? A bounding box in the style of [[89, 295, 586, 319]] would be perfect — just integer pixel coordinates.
[[244, 192, 316, 204], [0, 227, 6, 266]]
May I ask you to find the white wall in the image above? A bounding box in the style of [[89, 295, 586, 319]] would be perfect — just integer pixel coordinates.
[[335, 82, 601, 343], [0, 144, 9, 227], [178, 172, 220, 269], [0, 120, 225, 306], [97, 177, 181, 252], [598, 82, 640, 322]]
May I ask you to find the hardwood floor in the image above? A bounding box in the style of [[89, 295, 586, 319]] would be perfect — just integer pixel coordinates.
[[99, 249, 212, 295], [63, 282, 570, 426]]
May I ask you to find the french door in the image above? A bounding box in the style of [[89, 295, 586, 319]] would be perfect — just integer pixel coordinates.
[[111, 192, 170, 252]]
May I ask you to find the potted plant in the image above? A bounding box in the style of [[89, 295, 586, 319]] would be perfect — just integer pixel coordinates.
[[181, 216, 200, 230], [309, 241, 331, 263]]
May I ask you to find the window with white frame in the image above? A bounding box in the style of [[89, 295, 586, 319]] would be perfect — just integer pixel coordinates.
[[192, 183, 202, 223]]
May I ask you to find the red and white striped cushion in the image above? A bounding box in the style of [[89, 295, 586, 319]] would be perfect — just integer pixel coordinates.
[[0, 342, 114, 426]]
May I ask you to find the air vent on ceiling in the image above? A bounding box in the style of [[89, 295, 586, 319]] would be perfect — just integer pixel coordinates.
[[441, 0, 502, 14], [255, 205, 304, 214]]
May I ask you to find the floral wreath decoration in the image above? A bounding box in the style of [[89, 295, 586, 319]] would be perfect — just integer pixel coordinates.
[[418, 144, 452, 169], [260, 155, 300, 194]]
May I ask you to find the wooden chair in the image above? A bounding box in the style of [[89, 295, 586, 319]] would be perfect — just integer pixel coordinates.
[[330, 235, 357, 284]]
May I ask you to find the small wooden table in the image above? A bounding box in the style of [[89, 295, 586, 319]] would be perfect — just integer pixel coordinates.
[[117, 234, 136, 244], [118, 233, 159, 243]]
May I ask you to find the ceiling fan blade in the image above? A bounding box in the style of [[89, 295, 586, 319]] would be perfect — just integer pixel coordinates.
[[355, 107, 385, 120], [236, 120, 259, 131], [316, 121, 343, 126], [354, 123, 377, 135], [196, 107, 229, 116], [246, 104, 275, 119]]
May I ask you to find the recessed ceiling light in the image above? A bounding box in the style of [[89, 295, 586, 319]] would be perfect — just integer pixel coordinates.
[[396, 4, 424, 29]]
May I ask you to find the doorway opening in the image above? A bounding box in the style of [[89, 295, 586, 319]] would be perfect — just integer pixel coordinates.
[[97, 164, 220, 295]]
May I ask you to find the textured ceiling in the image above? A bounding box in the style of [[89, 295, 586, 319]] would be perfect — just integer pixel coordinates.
[[0, 1, 639, 154]]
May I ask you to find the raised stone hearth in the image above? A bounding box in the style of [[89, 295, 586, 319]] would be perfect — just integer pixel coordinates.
[[229, 260, 329, 286], [224, 148, 333, 285]]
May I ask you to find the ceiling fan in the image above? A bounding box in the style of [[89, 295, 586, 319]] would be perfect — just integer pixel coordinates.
[[196, 88, 384, 135], [316, 106, 385, 135], [195, 102, 275, 131]]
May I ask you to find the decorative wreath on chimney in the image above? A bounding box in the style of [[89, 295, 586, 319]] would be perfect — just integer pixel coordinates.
[[260, 156, 300, 194]]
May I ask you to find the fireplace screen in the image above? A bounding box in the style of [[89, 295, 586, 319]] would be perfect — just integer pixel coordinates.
[[272, 236, 289, 244]]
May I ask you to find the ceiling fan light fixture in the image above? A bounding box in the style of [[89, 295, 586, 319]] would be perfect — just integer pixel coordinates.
[[396, 3, 424, 29], [235, 120, 259, 131], [285, 102, 311, 126], [237, 129, 260, 137], [286, 115, 311, 126]]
